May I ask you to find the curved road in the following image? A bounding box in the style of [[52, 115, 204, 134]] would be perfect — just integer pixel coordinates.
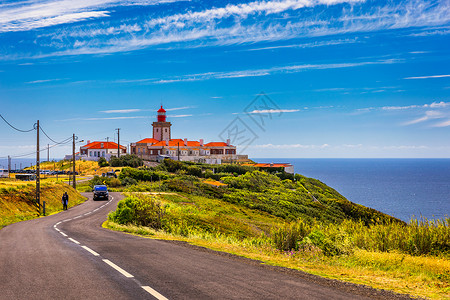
[[0, 193, 410, 299]]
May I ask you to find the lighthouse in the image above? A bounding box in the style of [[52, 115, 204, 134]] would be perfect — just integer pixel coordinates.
[[152, 105, 171, 141]]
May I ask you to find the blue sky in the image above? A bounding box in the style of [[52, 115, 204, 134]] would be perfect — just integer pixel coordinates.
[[0, 0, 449, 160]]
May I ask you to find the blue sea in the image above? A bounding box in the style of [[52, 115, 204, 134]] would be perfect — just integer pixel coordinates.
[[254, 158, 450, 222], [2, 158, 449, 222]]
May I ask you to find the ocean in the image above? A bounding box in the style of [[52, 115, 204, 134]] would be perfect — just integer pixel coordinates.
[[254, 158, 450, 222], [2, 158, 449, 222]]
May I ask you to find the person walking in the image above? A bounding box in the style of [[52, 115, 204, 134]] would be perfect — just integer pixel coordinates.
[[62, 192, 69, 210]]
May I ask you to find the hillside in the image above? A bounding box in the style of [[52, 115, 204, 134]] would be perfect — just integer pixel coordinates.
[[0, 181, 86, 228], [97, 159, 448, 299]]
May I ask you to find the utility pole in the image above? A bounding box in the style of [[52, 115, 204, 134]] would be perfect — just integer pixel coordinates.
[[116, 128, 121, 158], [72, 134, 76, 189], [36, 120, 40, 212], [47, 144, 49, 162], [7, 155, 11, 175]]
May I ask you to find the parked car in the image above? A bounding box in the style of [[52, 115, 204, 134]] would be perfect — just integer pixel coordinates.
[[93, 185, 109, 201], [102, 171, 117, 178]]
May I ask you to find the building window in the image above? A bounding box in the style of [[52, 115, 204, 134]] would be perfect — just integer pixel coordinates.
[[165, 128, 167, 132]]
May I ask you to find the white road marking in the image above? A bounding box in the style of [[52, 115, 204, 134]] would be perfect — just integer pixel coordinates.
[[82, 246, 100, 256], [55, 228, 60, 232], [142, 286, 169, 300], [103, 259, 134, 278], [60, 232, 68, 237], [68, 238, 80, 244], [73, 216, 81, 219]]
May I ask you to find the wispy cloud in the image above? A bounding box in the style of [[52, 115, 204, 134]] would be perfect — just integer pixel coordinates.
[[433, 120, 450, 127], [408, 29, 450, 37], [167, 114, 192, 118], [403, 110, 445, 125], [382, 101, 450, 110], [100, 109, 142, 113], [245, 38, 359, 51], [165, 106, 195, 111], [248, 109, 299, 114], [404, 74, 450, 80], [150, 59, 400, 84], [250, 143, 330, 149], [25, 78, 64, 84], [0, 0, 181, 33], [3, 0, 449, 59]]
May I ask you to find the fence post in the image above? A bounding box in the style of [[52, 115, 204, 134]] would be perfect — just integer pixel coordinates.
[[43, 201, 46, 216]]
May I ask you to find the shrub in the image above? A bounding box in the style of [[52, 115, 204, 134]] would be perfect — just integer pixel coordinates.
[[121, 177, 137, 186], [108, 178, 122, 187], [110, 154, 143, 167], [272, 220, 311, 251], [98, 157, 109, 167], [108, 195, 165, 229], [119, 167, 172, 182]]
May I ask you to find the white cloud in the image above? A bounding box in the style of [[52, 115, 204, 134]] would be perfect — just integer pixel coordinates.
[[245, 38, 359, 51], [100, 109, 142, 113], [432, 120, 450, 127], [403, 110, 444, 125], [167, 114, 192, 118], [83, 116, 147, 120], [250, 143, 330, 149], [382, 101, 450, 111], [165, 106, 195, 111], [25, 78, 64, 84], [150, 58, 400, 84], [145, 0, 364, 28], [0, 0, 181, 33], [249, 109, 300, 114], [404, 74, 450, 80], [408, 29, 450, 37], [4, 0, 449, 59]]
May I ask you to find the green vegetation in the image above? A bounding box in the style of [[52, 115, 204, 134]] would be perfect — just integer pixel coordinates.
[[109, 154, 144, 167], [89, 158, 449, 298], [0, 181, 86, 228]]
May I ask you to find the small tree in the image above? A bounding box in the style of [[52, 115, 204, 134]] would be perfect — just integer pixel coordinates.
[[98, 157, 109, 167]]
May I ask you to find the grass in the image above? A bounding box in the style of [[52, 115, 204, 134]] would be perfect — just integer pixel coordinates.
[[104, 191, 449, 299], [35, 160, 124, 176], [0, 181, 87, 228]]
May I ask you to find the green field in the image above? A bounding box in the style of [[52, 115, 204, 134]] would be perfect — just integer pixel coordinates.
[[100, 160, 449, 299]]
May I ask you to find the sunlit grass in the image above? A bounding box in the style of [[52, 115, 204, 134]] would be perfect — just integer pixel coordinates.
[[0, 182, 87, 228], [105, 192, 449, 299]]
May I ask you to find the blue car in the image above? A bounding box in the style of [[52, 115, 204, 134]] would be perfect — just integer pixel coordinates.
[[93, 185, 109, 201]]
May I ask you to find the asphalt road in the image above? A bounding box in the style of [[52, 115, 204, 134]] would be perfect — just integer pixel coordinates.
[[0, 192, 411, 300]]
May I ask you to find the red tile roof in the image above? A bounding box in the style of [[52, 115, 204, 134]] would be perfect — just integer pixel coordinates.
[[204, 142, 229, 147], [136, 138, 159, 144], [144, 139, 233, 148], [81, 141, 126, 150]]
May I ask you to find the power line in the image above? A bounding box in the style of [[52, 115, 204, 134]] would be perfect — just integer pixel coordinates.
[[40, 126, 72, 145], [0, 114, 36, 132], [0, 138, 72, 159]]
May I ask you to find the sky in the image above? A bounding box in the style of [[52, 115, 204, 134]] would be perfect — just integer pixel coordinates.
[[0, 0, 449, 161]]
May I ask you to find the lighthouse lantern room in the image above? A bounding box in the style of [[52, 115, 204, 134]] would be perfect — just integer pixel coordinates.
[[152, 105, 171, 141]]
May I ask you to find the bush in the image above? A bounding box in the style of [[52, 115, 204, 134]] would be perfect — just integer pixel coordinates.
[[121, 177, 137, 186], [110, 154, 143, 167], [98, 157, 109, 167], [108, 178, 122, 187], [108, 195, 165, 229], [119, 167, 172, 182], [272, 220, 311, 251]]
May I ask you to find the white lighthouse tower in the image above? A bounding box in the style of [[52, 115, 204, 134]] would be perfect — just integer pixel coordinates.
[[152, 106, 171, 141]]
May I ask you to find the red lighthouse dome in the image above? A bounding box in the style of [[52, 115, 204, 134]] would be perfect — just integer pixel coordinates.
[[157, 105, 166, 122]]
